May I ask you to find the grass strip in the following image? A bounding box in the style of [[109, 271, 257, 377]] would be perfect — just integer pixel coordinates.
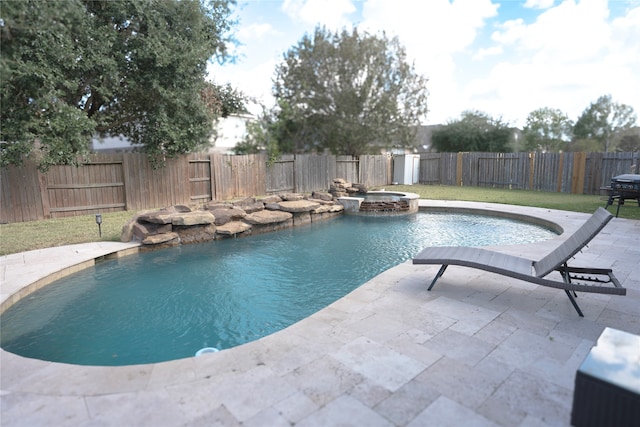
[[0, 211, 135, 256]]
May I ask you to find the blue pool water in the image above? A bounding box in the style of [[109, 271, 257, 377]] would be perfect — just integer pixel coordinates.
[[1, 212, 557, 366]]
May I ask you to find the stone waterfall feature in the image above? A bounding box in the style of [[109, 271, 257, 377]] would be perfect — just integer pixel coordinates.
[[121, 192, 344, 250]]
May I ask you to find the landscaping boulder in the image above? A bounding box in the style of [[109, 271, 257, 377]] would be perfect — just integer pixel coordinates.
[[138, 211, 176, 225], [175, 224, 217, 244], [216, 221, 252, 236], [207, 207, 246, 225], [142, 232, 179, 245], [311, 205, 344, 222], [173, 205, 193, 213], [120, 222, 134, 243], [277, 200, 321, 213], [138, 205, 191, 225], [240, 202, 265, 214], [312, 205, 335, 214], [280, 193, 305, 201], [311, 191, 333, 201], [307, 198, 336, 206], [204, 202, 233, 210], [292, 211, 312, 226], [329, 178, 366, 198], [123, 221, 172, 242], [259, 195, 282, 204], [264, 202, 281, 211], [244, 210, 293, 225], [171, 211, 215, 226]]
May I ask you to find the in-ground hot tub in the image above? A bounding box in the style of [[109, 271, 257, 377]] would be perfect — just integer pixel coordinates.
[[338, 190, 420, 216]]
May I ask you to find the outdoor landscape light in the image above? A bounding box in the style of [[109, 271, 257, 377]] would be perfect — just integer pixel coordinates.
[[95, 214, 102, 237]]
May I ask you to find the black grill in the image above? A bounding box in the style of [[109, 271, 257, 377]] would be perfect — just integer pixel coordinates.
[[605, 174, 640, 217]]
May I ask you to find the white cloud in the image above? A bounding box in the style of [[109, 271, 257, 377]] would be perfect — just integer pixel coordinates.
[[359, 0, 499, 123], [524, 0, 556, 9], [520, 0, 611, 62], [467, 60, 602, 124], [282, 0, 356, 29], [467, 0, 640, 126], [238, 23, 279, 41], [473, 46, 503, 60], [491, 19, 526, 45], [361, 0, 498, 57], [610, 5, 640, 61], [209, 57, 278, 111]]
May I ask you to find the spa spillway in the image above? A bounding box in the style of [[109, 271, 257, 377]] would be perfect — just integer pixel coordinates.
[[338, 190, 420, 216]]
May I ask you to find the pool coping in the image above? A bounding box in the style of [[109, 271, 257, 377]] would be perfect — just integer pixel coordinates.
[[1, 200, 638, 426]]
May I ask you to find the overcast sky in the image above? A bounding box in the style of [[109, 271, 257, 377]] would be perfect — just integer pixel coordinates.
[[207, 0, 640, 127]]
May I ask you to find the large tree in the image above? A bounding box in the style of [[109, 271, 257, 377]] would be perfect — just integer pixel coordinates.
[[1, 0, 237, 170], [573, 94, 637, 152], [235, 100, 299, 162], [522, 107, 573, 153], [431, 110, 513, 153], [264, 26, 429, 156]]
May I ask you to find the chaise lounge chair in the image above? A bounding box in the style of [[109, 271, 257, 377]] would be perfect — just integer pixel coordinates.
[[412, 207, 625, 317]]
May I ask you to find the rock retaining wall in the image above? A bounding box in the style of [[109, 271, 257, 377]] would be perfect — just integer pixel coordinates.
[[121, 192, 344, 250]]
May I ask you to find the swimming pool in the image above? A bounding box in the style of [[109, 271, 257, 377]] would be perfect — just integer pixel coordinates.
[[1, 212, 557, 366]]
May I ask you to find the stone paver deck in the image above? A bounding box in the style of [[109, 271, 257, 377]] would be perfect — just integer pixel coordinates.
[[1, 201, 639, 426]]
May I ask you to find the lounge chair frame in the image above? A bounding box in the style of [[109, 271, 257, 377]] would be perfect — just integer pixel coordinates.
[[413, 208, 625, 317]]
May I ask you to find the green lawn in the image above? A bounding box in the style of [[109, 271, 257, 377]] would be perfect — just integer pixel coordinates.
[[1, 185, 637, 256], [0, 210, 135, 256], [382, 184, 636, 218]]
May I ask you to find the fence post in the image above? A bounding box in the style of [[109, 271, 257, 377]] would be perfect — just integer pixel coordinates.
[[293, 154, 297, 193], [37, 171, 51, 219], [572, 152, 587, 194], [208, 154, 216, 201], [456, 152, 464, 186], [557, 152, 564, 193], [528, 152, 535, 190], [122, 154, 132, 211]]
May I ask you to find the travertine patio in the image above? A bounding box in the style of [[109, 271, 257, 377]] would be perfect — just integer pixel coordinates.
[[1, 201, 638, 426]]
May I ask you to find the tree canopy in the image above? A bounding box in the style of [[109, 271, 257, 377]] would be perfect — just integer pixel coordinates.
[[522, 107, 573, 153], [573, 94, 637, 152], [431, 111, 513, 153], [1, 0, 238, 170], [616, 129, 640, 152], [245, 26, 429, 157]]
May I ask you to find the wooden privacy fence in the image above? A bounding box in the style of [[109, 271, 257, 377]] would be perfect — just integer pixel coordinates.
[[419, 151, 639, 195], [265, 154, 391, 194], [2, 151, 637, 223], [1, 153, 388, 223]]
